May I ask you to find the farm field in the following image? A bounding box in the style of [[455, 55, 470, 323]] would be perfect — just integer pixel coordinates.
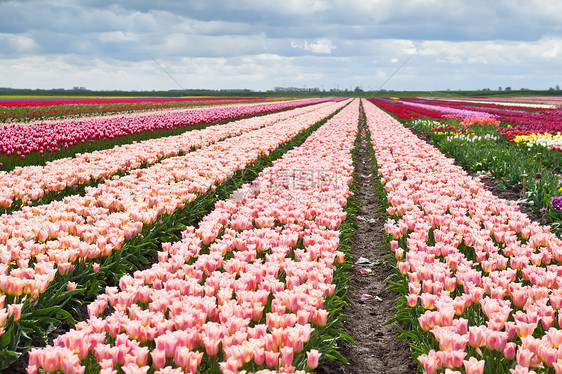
[[2, 94, 562, 374], [0, 97, 276, 124]]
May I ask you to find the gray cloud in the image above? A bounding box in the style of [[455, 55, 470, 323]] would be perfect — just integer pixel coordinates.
[[0, 0, 561, 91]]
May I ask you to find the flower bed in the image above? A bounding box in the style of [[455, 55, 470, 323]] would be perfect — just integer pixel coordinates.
[[368, 98, 448, 119], [364, 99, 562, 373], [395, 97, 562, 134], [393, 99, 497, 119], [25, 99, 360, 373], [0, 97, 260, 109], [0, 99, 351, 368], [0, 99, 347, 304], [406, 116, 562, 228], [0, 101, 338, 213], [0, 98, 270, 125], [0, 98, 339, 164]]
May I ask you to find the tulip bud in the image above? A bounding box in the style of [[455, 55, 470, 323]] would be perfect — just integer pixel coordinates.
[[306, 349, 321, 369]]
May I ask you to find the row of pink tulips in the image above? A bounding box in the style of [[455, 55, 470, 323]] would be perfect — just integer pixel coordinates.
[[0, 100, 349, 316], [26, 99, 360, 373], [0, 101, 338, 209], [364, 99, 562, 373], [0, 98, 338, 159]]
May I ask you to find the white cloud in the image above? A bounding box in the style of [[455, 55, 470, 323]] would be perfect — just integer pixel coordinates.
[[0, 33, 37, 53], [418, 37, 562, 65], [304, 39, 336, 54], [291, 39, 336, 54]]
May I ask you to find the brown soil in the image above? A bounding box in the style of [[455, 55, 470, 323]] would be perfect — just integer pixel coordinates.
[[316, 122, 417, 374]]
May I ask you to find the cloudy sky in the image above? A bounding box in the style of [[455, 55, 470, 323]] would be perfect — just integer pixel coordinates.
[[1, 0, 561, 92]]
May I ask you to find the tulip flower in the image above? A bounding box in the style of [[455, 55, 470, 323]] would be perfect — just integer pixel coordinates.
[[463, 357, 485, 374], [306, 349, 321, 369]]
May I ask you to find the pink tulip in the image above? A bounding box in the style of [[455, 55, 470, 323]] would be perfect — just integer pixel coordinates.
[[515, 321, 537, 338], [517, 348, 537, 367], [150, 350, 166, 370], [121, 363, 149, 374], [306, 349, 321, 369], [253, 346, 265, 365], [406, 294, 418, 307], [442, 349, 466, 369], [510, 365, 537, 374], [42, 349, 60, 372], [7, 303, 22, 321], [504, 342, 517, 360], [264, 350, 280, 367], [280, 346, 294, 367], [418, 350, 442, 374], [463, 356, 485, 374], [539, 344, 559, 367], [553, 359, 562, 374], [202, 337, 220, 356]]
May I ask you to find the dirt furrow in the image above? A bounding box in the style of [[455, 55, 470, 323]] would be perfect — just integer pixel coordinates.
[[317, 109, 416, 374]]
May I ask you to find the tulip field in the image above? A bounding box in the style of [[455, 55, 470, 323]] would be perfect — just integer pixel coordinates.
[[0, 97, 331, 171], [2, 94, 562, 373], [0, 97, 269, 124]]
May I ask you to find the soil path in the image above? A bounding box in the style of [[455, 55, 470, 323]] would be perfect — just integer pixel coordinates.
[[316, 114, 417, 374]]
